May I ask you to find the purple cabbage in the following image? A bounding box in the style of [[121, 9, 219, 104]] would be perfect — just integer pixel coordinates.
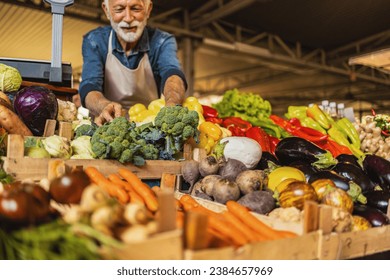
[[14, 86, 58, 136]]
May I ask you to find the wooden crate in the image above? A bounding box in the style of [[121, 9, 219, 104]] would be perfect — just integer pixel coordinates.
[[101, 229, 183, 260], [319, 225, 390, 260], [175, 192, 324, 260], [2, 134, 187, 181]]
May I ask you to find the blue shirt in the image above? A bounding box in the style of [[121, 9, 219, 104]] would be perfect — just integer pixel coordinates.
[[79, 25, 187, 107]]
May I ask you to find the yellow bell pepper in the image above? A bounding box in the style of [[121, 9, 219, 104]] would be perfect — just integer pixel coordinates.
[[199, 121, 222, 141], [148, 98, 165, 114], [197, 132, 215, 154], [129, 103, 156, 122], [129, 103, 147, 117], [183, 96, 205, 126]]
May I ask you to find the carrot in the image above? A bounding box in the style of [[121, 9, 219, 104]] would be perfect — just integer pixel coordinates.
[[118, 168, 158, 212], [207, 214, 248, 247], [176, 211, 185, 229], [84, 166, 129, 204], [222, 211, 262, 242], [151, 186, 161, 196], [108, 173, 144, 204], [179, 195, 220, 219], [226, 201, 284, 241]]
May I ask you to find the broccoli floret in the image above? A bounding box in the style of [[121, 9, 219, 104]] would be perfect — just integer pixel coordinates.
[[141, 144, 159, 160], [91, 141, 108, 158], [109, 141, 124, 158], [153, 106, 200, 159], [74, 124, 97, 139], [182, 125, 195, 140], [119, 149, 134, 163]]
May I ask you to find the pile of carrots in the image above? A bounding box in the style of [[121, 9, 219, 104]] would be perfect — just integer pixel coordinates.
[[84, 166, 298, 248], [178, 194, 298, 248], [84, 166, 158, 213]]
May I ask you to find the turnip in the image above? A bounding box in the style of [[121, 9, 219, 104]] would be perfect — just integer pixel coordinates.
[[218, 158, 247, 181], [212, 178, 241, 204], [200, 175, 222, 196], [235, 170, 265, 195], [237, 191, 276, 214], [181, 160, 200, 188], [198, 155, 219, 177]]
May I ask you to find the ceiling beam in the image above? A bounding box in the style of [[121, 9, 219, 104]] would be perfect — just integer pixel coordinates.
[[190, 0, 257, 29], [190, 0, 220, 19]]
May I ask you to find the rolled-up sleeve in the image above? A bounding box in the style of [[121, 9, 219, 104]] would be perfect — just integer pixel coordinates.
[[155, 35, 187, 93], [79, 33, 105, 107]]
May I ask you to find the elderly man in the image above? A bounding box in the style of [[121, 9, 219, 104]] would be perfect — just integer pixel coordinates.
[[79, 0, 186, 125]]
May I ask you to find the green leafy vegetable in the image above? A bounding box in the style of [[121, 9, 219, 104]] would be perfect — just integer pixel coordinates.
[[0, 63, 22, 92]]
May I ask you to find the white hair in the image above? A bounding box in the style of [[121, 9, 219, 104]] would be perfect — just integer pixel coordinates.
[[104, 0, 151, 12]]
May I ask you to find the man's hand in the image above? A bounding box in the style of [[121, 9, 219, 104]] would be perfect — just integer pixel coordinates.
[[94, 101, 123, 126], [163, 75, 185, 106]]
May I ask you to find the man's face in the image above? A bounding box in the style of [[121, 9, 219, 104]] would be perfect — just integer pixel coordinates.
[[103, 0, 152, 44]]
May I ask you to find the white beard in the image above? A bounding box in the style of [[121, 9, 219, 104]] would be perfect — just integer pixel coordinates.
[[111, 18, 147, 43]]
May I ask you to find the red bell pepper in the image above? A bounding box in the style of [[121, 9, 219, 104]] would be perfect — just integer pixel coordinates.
[[222, 117, 252, 132], [268, 135, 280, 155], [270, 115, 328, 143], [202, 105, 219, 118], [318, 139, 353, 158], [205, 117, 223, 125], [245, 126, 271, 153]]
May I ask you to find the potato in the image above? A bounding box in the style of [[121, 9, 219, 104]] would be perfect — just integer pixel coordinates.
[[0, 104, 33, 136]]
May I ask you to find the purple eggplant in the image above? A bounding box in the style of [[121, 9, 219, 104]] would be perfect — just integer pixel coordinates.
[[336, 154, 361, 168], [275, 137, 337, 169], [363, 154, 390, 190], [353, 204, 389, 227], [364, 190, 389, 213], [288, 160, 319, 181], [308, 170, 366, 204], [332, 162, 377, 193], [256, 151, 279, 170]]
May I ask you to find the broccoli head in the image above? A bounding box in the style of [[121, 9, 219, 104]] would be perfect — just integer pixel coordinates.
[[74, 123, 97, 139]]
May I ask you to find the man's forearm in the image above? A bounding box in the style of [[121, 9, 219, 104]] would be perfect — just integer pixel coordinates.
[[163, 75, 185, 106], [85, 91, 111, 116]]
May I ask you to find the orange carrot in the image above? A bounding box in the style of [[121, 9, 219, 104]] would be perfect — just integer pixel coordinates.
[[84, 166, 129, 204], [118, 168, 158, 212], [179, 195, 220, 219], [108, 173, 144, 204], [151, 186, 161, 196], [207, 214, 248, 247], [222, 211, 262, 242], [176, 211, 185, 229], [226, 201, 283, 240]]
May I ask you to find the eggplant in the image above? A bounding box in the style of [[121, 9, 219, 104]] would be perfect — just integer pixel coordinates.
[[256, 151, 280, 170], [275, 137, 337, 169], [332, 162, 377, 193], [363, 154, 390, 190], [353, 204, 389, 227], [288, 160, 319, 181], [364, 190, 389, 213], [336, 154, 361, 168], [308, 170, 366, 204]]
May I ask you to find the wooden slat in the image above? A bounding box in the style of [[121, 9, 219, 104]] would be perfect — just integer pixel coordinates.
[[184, 211, 209, 250], [6, 134, 24, 158], [58, 121, 73, 140], [1, 157, 183, 181], [303, 201, 319, 234], [156, 189, 177, 233], [43, 120, 57, 137]]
